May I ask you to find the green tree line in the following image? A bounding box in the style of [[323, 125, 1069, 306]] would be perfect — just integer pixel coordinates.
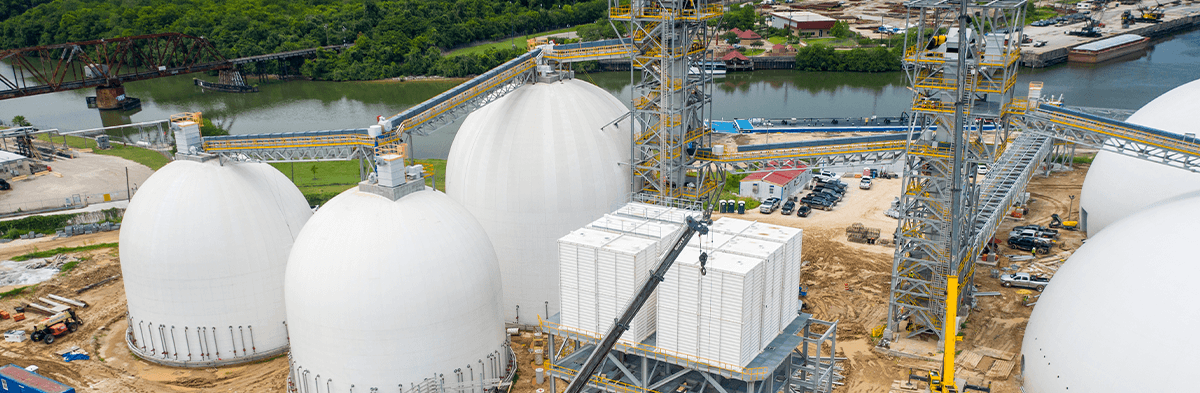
[[793, 45, 903, 73], [0, 0, 608, 80]]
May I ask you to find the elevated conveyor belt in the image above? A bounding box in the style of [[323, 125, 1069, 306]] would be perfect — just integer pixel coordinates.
[[201, 128, 384, 162], [543, 38, 635, 63], [1023, 104, 1200, 172], [968, 132, 1053, 257], [696, 134, 909, 174], [377, 49, 542, 137]]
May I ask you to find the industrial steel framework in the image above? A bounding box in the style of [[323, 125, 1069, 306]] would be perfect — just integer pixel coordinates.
[[612, 0, 724, 202], [542, 315, 841, 393], [888, 0, 1027, 340]]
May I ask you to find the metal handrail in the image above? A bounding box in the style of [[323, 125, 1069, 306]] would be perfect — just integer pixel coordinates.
[[203, 133, 374, 151], [398, 58, 537, 134], [698, 140, 909, 162], [539, 317, 771, 379]]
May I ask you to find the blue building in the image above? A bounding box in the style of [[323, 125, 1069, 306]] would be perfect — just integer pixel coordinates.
[[0, 364, 74, 393]]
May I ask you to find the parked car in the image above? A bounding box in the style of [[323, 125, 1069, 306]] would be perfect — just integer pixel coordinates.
[[1007, 236, 1053, 254], [977, 164, 989, 176], [781, 199, 797, 215], [759, 197, 781, 214], [801, 196, 835, 210], [1000, 272, 1050, 291], [805, 193, 838, 207], [796, 204, 812, 217], [859, 177, 873, 190]]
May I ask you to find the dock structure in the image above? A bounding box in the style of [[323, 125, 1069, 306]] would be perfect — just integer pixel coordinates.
[[1019, 4, 1200, 68]]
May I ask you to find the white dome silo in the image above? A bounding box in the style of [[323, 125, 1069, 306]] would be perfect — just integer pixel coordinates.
[[120, 158, 312, 366], [1079, 78, 1200, 235], [1020, 195, 1200, 392], [284, 187, 507, 392], [446, 78, 631, 323]]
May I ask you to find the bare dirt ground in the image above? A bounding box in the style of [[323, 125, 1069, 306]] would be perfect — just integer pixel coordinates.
[[0, 155, 1090, 393], [702, 161, 1092, 393], [0, 236, 288, 393]]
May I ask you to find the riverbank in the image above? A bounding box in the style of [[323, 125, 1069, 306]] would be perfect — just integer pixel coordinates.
[[1019, 2, 1200, 67]]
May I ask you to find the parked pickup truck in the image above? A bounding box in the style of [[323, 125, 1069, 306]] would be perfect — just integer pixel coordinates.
[[1000, 272, 1050, 291], [1009, 225, 1059, 239]]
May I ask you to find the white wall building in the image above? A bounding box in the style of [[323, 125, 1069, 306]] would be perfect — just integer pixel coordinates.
[[1079, 78, 1200, 235], [285, 185, 507, 393], [1021, 196, 1200, 392], [739, 166, 810, 201], [120, 159, 311, 367], [446, 78, 631, 324]]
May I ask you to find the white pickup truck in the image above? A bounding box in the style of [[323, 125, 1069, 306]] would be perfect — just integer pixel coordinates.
[[1000, 272, 1050, 291]]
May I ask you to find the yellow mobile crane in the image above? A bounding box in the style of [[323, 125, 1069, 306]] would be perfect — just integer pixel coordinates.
[[909, 276, 990, 393]]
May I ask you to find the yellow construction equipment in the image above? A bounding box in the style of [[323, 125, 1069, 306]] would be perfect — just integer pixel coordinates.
[[909, 275, 976, 392]]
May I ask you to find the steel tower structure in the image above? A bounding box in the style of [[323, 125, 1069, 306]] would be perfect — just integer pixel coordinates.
[[612, 0, 723, 204], [887, 0, 1027, 340]]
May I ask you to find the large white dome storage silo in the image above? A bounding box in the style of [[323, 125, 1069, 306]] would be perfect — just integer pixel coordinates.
[[446, 78, 631, 323], [1079, 78, 1200, 235], [120, 158, 311, 367], [1020, 196, 1200, 392], [284, 185, 507, 392]]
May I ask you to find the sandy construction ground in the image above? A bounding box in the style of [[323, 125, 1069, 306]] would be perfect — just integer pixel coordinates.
[[0, 155, 1091, 393]]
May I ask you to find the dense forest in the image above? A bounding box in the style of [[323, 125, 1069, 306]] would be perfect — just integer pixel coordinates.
[[0, 0, 608, 80]]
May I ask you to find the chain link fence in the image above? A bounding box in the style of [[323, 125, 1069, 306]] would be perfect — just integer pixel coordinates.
[[0, 189, 135, 218]]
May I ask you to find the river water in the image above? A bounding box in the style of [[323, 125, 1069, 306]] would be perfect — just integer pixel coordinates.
[[4, 29, 1198, 159]]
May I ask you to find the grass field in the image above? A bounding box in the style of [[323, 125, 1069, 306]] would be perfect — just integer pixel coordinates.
[[767, 36, 788, 45], [804, 37, 860, 47], [35, 134, 171, 170], [1028, 6, 1060, 24], [272, 158, 448, 206], [446, 26, 580, 57]]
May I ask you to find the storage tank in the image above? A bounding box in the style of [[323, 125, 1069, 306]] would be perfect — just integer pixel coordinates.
[[1079, 78, 1200, 235], [1020, 196, 1200, 392], [120, 158, 312, 367], [446, 78, 631, 323], [284, 181, 507, 392]]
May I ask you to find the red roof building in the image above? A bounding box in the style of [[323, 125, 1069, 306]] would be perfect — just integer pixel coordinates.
[[769, 11, 837, 37], [740, 165, 811, 201], [736, 29, 763, 41], [722, 51, 750, 62]]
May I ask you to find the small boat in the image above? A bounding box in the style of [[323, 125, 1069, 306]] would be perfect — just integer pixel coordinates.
[[689, 61, 727, 76]]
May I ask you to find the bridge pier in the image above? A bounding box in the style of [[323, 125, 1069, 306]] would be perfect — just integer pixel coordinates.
[[95, 84, 127, 110]]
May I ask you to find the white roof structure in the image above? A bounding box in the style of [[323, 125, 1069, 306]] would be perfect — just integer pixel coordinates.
[[1021, 196, 1200, 392], [446, 78, 631, 323], [285, 188, 506, 392], [0, 150, 26, 165], [120, 159, 312, 367], [1079, 78, 1200, 235], [770, 11, 836, 23]]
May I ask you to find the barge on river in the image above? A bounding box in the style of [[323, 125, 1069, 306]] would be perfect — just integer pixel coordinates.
[[1068, 34, 1150, 63]]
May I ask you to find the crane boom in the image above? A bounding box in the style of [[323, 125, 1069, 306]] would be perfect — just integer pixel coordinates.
[[562, 214, 712, 393]]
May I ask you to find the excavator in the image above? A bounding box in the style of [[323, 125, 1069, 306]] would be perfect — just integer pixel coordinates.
[[1135, 1, 1166, 23]]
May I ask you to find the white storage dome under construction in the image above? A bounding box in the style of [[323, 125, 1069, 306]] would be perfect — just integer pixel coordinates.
[[285, 188, 507, 392], [446, 78, 630, 323], [1020, 196, 1200, 392], [1079, 78, 1200, 235], [120, 158, 312, 367]]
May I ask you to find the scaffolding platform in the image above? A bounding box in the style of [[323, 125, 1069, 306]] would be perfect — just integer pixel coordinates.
[[542, 313, 839, 393]]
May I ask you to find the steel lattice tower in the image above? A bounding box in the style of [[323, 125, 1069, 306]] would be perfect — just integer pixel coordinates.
[[887, 0, 1026, 340], [612, 0, 723, 204]]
